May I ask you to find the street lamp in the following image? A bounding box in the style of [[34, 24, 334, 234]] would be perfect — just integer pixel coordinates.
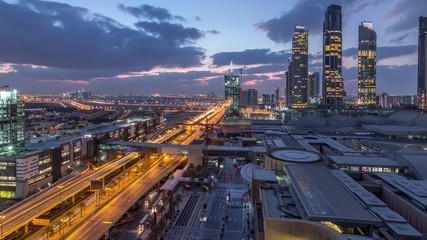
[[0, 215, 5, 239], [58, 185, 63, 202], [60, 219, 64, 235]]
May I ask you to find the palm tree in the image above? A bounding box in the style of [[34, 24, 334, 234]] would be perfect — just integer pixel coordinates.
[[158, 205, 166, 217]]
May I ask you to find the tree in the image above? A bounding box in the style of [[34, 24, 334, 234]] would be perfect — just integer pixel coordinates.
[[158, 205, 166, 216]]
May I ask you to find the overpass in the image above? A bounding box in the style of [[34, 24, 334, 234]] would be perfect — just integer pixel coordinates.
[[104, 141, 189, 155], [62, 155, 187, 240], [0, 153, 142, 239]]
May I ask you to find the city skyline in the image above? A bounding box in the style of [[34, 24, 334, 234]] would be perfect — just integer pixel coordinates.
[[0, 0, 425, 95]]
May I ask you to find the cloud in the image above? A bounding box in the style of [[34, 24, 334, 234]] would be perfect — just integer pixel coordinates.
[[256, 0, 382, 43], [389, 33, 410, 44], [211, 49, 290, 66], [206, 30, 221, 35], [0, 0, 204, 73], [342, 45, 417, 60], [118, 4, 185, 21], [386, 0, 427, 33], [134, 21, 204, 45]]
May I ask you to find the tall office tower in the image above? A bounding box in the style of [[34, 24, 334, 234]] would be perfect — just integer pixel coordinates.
[[248, 89, 258, 105], [285, 60, 293, 108], [224, 74, 241, 118], [241, 89, 249, 106], [308, 72, 320, 98], [274, 87, 280, 107], [0, 89, 25, 151], [358, 21, 377, 106], [289, 25, 309, 108], [418, 16, 427, 111], [323, 4, 344, 108]]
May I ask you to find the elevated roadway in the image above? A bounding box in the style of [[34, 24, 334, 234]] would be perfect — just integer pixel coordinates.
[[63, 155, 186, 240], [0, 153, 140, 238]]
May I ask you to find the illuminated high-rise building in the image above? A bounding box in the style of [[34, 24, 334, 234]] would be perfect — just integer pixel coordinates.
[[358, 21, 377, 106], [0, 88, 25, 152], [274, 87, 279, 107], [285, 59, 292, 108], [418, 16, 427, 111], [224, 74, 241, 118], [308, 72, 320, 98], [289, 25, 309, 108], [248, 89, 258, 105], [323, 4, 344, 108]]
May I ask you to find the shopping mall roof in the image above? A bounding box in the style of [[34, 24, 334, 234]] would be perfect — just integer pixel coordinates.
[[375, 172, 427, 210], [284, 165, 380, 225], [328, 155, 406, 168], [268, 149, 320, 163]]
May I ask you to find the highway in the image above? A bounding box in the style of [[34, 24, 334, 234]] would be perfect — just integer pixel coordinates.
[[62, 155, 186, 240], [0, 153, 140, 238], [2, 104, 225, 239]]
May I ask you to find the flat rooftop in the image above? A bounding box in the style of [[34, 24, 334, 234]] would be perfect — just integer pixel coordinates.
[[285, 165, 380, 225], [375, 172, 427, 210], [328, 155, 406, 168]]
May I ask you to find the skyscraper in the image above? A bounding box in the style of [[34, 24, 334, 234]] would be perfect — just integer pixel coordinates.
[[418, 16, 427, 111], [224, 74, 241, 118], [274, 87, 280, 107], [358, 21, 377, 106], [289, 25, 309, 108], [323, 4, 344, 108], [248, 89, 258, 105], [0, 89, 25, 152], [285, 59, 292, 108], [308, 72, 320, 98]]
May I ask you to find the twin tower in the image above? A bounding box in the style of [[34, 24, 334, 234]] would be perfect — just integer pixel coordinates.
[[285, 4, 377, 109]]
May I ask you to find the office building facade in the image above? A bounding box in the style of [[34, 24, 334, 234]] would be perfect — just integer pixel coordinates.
[[248, 89, 258, 105], [323, 4, 344, 108], [224, 74, 241, 118], [308, 72, 320, 98], [289, 25, 309, 108], [418, 16, 427, 111], [0, 89, 25, 152], [358, 21, 377, 106]]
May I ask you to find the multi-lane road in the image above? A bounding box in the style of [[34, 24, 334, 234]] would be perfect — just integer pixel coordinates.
[[1, 104, 225, 240], [63, 155, 186, 240], [0, 153, 140, 238]]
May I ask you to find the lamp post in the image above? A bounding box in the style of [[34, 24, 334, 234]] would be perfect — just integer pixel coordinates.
[[58, 185, 63, 202], [0, 215, 5, 239], [60, 219, 64, 235]]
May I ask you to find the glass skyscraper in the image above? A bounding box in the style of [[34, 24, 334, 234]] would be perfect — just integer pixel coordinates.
[[323, 4, 344, 108], [289, 25, 308, 108], [0, 89, 25, 152], [418, 16, 427, 111], [224, 74, 241, 118], [358, 21, 377, 106]]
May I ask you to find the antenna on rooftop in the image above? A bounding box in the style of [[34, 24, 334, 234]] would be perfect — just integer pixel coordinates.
[[230, 61, 233, 75]]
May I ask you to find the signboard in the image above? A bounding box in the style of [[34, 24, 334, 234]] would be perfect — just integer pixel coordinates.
[[33, 218, 50, 226], [90, 179, 104, 190]]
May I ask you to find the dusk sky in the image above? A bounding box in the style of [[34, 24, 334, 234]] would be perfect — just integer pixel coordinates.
[[0, 0, 425, 95]]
